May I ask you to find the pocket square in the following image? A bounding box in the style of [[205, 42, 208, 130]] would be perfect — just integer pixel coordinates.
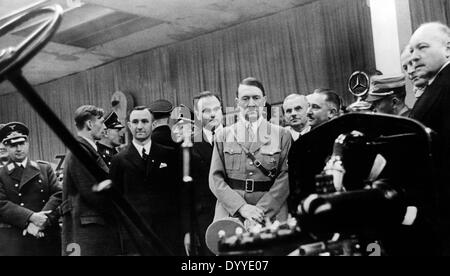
[[159, 163, 168, 168]]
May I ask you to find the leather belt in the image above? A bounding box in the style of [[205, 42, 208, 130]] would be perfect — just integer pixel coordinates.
[[228, 178, 273, 193]]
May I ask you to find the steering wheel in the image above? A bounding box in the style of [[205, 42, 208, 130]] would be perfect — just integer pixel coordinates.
[[0, 5, 63, 79]]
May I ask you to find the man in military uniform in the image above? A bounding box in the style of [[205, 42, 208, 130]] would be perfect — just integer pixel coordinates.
[[149, 99, 179, 149], [0, 124, 8, 168], [97, 111, 125, 167], [366, 74, 411, 117], [0, 122, 62, 256], [209, 77, 291, 227]]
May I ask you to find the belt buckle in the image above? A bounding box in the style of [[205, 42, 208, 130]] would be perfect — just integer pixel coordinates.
[[245, 179, 255, 192], [254, 160, 262, 167]]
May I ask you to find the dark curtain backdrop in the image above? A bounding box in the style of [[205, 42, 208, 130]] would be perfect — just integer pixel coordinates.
[[410, 0, 450, 30], [0, 0, 375, 162]]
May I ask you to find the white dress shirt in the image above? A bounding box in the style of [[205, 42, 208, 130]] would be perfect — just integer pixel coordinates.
[[132, 140, 152, 158], [16, 158, 28, 168], [286, 125, 311, 141]]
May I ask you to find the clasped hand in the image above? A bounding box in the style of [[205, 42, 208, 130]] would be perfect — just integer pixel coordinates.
[[238, 204, 265, 224], [23, 211, 52, 239]]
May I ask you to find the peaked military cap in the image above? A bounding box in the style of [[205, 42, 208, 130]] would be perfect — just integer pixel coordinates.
[[0, 122, 29, 145], [148, 99, 174, 119], [104, 111, 124, 130], [366, 74, 406, 102]]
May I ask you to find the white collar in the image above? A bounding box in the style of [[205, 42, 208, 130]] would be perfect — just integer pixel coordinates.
[[203, 125, 223, 145], [240, 115, 264, 130], [81, 136, 98, 151], [16, 158, 28, 168], [414, 86, 426, 99], [132, 140, 152, 158], [286, 126, 300, 141], [286, 125, 311, 141], [301, 125, 311, 135], [429, 61, 450, 85], [398, 106, 410, 116]]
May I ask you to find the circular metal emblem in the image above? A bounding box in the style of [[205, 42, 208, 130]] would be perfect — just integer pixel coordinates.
[[348, 71, 370, 97]]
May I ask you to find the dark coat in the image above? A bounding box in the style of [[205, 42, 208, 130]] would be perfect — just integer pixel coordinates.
[[151, 125, 180, 149], [187, 131, 216, 255], [97, 142, 118, 168], [410, 64, 450, 255], [61, 136, 121, 256], [0, 160, 62, 256], [110, 141, 185, 256]]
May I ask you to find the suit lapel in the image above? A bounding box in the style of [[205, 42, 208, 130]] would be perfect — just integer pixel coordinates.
[[19, 161, 40, 190], [198, 141, 213, 163], [411, 64, 450, 121], [77, 136, 109, 174], [410, 84, 441, 121], [147, 143, 163, 178], [7, 162, 22, 183], [124, 144, 146, 174], [198, 131, 213, 162]]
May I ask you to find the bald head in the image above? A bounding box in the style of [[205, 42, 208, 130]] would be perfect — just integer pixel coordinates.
[[409, 22, 450, 81], [283, 94, 308, 132]]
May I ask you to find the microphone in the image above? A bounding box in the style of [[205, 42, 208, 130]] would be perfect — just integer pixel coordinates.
[[322, 131, 366, 192]]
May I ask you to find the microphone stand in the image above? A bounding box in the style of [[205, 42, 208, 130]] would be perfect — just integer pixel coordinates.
[[180, 118, 199, 256]]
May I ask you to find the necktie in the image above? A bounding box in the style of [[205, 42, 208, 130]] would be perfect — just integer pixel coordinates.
[[211, 129, 215, 146], [142, 148, 149, 161], [247, 122, 256, 143]]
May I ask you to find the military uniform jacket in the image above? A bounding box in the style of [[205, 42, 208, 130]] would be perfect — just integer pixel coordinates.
[[209, 119, 291, 222], [97, 142, 118, 168], [0, 160, 62, 256]]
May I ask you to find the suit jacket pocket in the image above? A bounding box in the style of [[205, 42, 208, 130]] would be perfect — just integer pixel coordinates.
[[80, 216, 106, 226]]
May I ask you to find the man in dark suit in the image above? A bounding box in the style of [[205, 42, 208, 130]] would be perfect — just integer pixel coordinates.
[[61, 105, 122, 256], [409, 22, 450, 255], [401, 46, 428, 99], [0, 122, 62, 256], [282, 94, 311, 141], [110, 106, 185, 256], [149, 99, 179, 150], [183, 91, 223, 256], [306, 89, 341, 129]]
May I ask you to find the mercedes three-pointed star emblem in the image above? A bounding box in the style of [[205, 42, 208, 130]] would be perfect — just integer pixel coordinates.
[[348, 71, 370, 97]]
